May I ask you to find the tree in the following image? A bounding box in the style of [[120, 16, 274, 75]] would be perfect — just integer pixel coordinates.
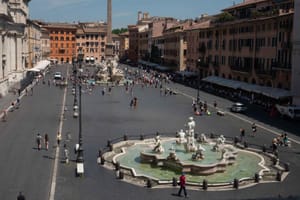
[[112, 28, 128, 35]]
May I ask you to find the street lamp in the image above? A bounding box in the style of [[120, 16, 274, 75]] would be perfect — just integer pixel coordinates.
[[73, 62, 79, 118], [76, 50, 84, 176], [197, 59, 201, 103]]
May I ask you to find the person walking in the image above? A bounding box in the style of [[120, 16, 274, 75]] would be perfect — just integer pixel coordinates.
[[56, 131, 62, 146], [251, 123, 257, 137], [17, 191, 26, 200], [64, 144, 69, 164], [177, 173, 188, 197], [44, 133, 49, 150], [36, 133, 42, 150]]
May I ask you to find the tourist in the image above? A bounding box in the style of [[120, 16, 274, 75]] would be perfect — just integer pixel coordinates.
[[17, 192, 26, 200], [251, 123, 257, 136], [56, 131, 62, 146], [36, 133, 42, 150], [177, 172, 188, 197], [240, 128, 245, 141], [44, 133, 49, 150]]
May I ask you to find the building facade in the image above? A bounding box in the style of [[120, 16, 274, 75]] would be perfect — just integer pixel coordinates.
[[76, 22, 107, 63], [0, 0, 30, 97], [40, 27, 50, 60], [119, 31, 129, 60], [26, 19, 42, 68], [292, 0, 300, 104], [44, 23, 77, 64], [186, 0, 294, 90]]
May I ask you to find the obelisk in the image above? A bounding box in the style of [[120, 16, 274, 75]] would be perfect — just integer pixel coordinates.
[[105, 0, 114, 59]]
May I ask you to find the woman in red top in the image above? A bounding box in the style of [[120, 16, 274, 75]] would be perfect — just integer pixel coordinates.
[[177, 173, 187, 197]]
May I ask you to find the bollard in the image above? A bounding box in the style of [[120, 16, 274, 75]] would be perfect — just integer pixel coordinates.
[[276, 171, 282, 181], [156, 132, 160, 136], [202, 179, 208, 190], [262, 145, 267, 153], [100, 156, 105, 165], [243, 141, 248, 148], [146, 179, 152, 188], [109, 144, 113, 151], [172, 177, 177, 186], [107, 140, 111, 147], [119, 171, 124, 179], [115, 162, 120, 171], [234, 136, 239, 145], [123, 134, 128, 141], [254, 173, 260, 183], [210, 133, 214, 139], [233, 178, 239, 189], [140, 134, 144, 140], [284, 163, 290, 172]]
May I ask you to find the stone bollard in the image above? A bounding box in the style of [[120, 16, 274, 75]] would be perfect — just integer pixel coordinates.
[[284, 163, 290, 172], [100, 156, 105, 165], [202, 179, 208, 190], [146, 179, 152, 188], [233, 178, 239, 189], [172, 177, 177, 186], [115, 162, 120, 171], [107, 140, 111, 147], [234, 136, 239, 145], [276, 171, 282, 181], [140, 134, 144, 140], [123, 134, 128, 141], [119, 171, 124, 179], [254, 173, 260, 183], [262, 145, 267, 153], [243, 141, 248, 148]]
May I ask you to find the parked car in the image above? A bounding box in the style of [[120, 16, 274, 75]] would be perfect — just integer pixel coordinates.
[[230, 102, 247, 113], [54, 71, 62, 80]]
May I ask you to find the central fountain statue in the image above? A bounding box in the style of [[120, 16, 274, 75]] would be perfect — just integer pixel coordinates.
[[184, 117, 197, 152]]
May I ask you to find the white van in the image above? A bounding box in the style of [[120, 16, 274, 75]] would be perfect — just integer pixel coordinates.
[[276, 105, 300, 119]]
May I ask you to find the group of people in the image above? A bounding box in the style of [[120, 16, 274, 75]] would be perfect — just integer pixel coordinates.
[[192, 99, 210, 116], [36, 133, 49, 151], [271, 133, 291, 155]]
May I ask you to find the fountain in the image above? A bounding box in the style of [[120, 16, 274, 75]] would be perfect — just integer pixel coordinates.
[[101, 116, 288, 189], [96, 55, 124, 83]]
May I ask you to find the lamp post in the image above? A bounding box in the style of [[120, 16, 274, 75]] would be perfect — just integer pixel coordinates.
[[73, 60, 79, 117], [76, 50, 84, 176], [197, 59, 201, 103]]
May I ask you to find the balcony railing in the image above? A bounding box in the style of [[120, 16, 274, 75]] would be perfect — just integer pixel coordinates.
[[271, 62, 292, 71], [230, 65, 252, 73]]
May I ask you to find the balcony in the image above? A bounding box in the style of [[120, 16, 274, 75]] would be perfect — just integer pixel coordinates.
[[198, 61, 209, 68], [230, 65, 251, 73], [271, 62, 291, 71]]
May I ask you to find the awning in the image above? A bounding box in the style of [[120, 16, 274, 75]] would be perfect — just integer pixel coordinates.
[[175, 71, 198, 77], [202, 76, 292, 99], [35, 60, 50, 71], [27, 60, 50, 72]]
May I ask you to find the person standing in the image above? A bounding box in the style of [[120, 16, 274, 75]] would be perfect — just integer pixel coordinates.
[[177, 173, 188, 197], [36, 133, 42, 150], [56, 131, 62, 146], [17, 192, 26, 200], [251, 123, 257, 137], [44, 133, 49, 150]]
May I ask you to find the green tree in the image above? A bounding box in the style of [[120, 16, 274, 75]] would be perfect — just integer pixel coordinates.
[[112, 28, 128, 34]]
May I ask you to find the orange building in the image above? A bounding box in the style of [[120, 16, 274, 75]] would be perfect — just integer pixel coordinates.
[[44, 23, 77, 63]]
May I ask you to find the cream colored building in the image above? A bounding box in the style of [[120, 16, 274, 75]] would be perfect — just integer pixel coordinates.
[[119, 32, 129, 60], [76, 22, 107, 63], [0, 0, 30, 96], [26, 19, 42, 68]]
